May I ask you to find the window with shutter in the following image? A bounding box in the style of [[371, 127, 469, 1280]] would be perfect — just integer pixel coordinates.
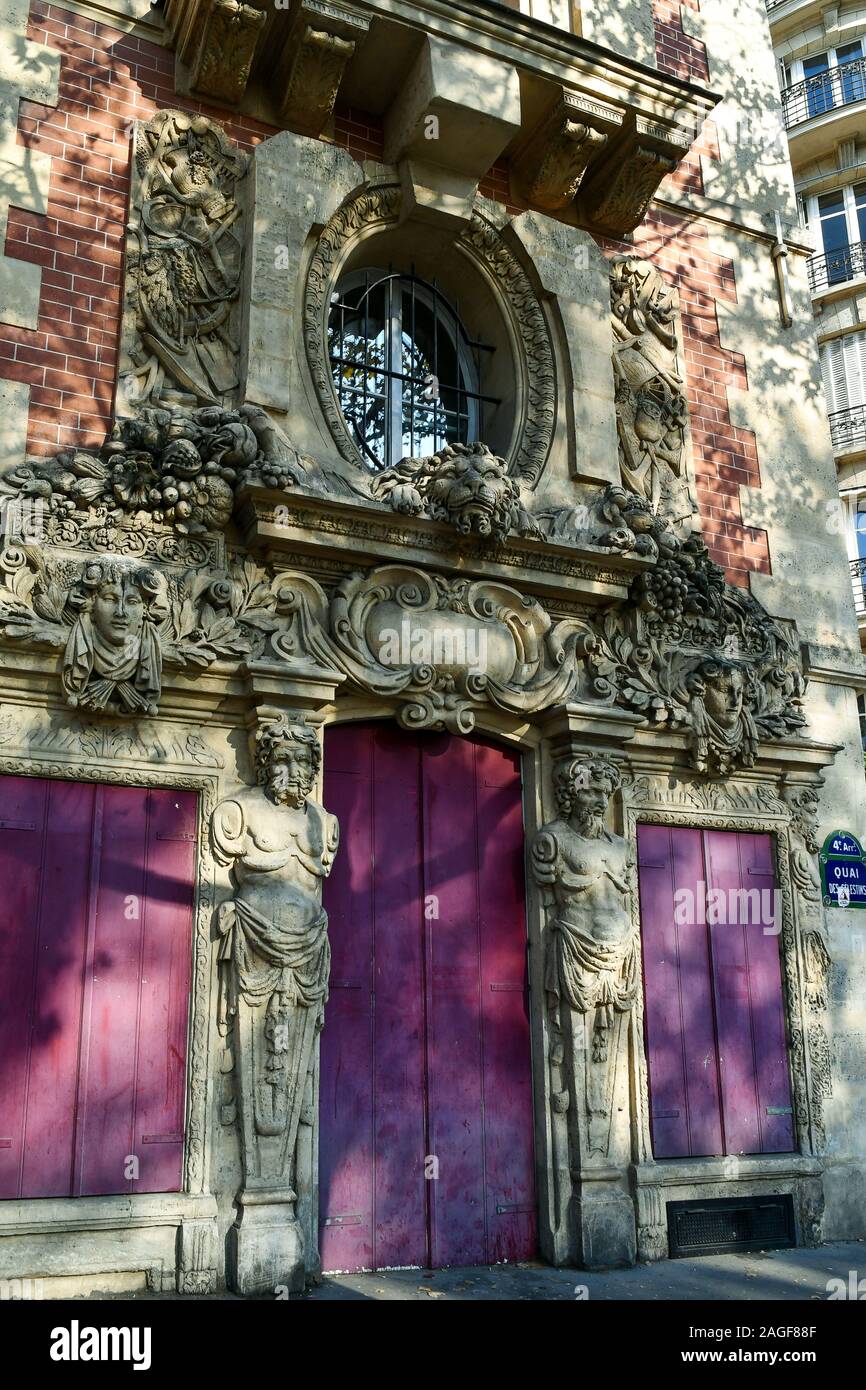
[[0, 777, 197, 1199], [820, 331, 866, 414], [637, 825, 794, 1159]]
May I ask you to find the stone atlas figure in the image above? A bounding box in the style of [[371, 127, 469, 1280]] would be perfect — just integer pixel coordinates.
[[211, 716, 339, 1291]]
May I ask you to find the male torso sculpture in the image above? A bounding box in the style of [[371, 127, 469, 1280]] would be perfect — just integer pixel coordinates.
[[532, 756, 636, 1068], [212, 718, 338, 1161]]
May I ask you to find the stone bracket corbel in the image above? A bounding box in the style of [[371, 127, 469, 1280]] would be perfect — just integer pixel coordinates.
[[383, 34, 521, 230], [578, 115, 692, 235], [241, 659, 346, 736], [541, 702, 642, 763], [165, 0, 267, 107], [512, 91, 622, 213], [276, 1, 370, 137]]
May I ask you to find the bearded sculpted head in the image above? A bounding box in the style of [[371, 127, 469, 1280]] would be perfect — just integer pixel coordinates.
[[255, 717, 321, 809], [554, 756, 622, 838], [784, 784, 821, 854]]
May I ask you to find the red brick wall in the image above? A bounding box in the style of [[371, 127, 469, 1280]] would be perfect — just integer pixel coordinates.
[[650, 0, 770, 585], [3, 4, 276, 458], [1, 1, 768, 585]]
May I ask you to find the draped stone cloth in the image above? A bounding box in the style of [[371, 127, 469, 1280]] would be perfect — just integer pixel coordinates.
[[546, 915, 638, 1037], [218, 897, 330, 1019]]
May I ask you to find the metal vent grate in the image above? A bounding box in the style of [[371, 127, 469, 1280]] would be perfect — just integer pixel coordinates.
[[667, 1195, 796, 1258]]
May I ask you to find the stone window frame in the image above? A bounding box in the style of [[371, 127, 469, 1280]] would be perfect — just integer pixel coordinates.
[[303, 182, 557, 486]]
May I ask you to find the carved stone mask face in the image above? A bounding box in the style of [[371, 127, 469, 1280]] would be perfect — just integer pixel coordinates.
[[268, 746, 315, 808], [703, 667, 744, 729], [91, 582, 145, 646]]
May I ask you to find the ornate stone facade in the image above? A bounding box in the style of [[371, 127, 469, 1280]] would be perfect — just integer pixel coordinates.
[[0, 0, 864, 1295]]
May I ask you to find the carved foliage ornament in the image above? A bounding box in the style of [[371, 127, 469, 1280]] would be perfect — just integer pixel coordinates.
[[0, 403, 301, 542], [303, 184, 556, 487], [590, 488, 808, 774]]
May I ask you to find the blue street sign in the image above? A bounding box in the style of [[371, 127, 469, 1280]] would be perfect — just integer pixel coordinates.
[[819, 829, 866, 909]]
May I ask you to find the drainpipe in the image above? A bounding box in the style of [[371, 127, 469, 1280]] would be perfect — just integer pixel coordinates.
[[772, 212, 794, 329]]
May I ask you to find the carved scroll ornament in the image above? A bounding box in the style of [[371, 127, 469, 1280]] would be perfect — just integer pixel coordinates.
[[270, 564, 598, 734]]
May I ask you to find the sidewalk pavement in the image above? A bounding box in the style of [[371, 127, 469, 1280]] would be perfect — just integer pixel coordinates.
[[71, 1238, 866, 1301]]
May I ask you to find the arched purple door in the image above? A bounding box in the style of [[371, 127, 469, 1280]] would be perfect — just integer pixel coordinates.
[[319, 723, 536, 1273]]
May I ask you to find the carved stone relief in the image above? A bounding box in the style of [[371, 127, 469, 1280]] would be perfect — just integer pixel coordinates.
[[118, 112, 248, 413], [0, 704, 223, 767], [0, 489, 811, 764], [611, 257, 694, 532], [369, 442, 542, 542], [784, 783, 833, 1151], [270, 564, 599, 733], [590, 500, 809, 773], [211, 716, 339, 1294]]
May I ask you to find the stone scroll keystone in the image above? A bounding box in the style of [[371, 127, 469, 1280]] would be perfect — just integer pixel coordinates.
[[212, 716, 339, 1295]]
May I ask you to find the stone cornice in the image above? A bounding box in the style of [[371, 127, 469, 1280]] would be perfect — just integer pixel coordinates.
[[160, 0, 718, 236], [233, 484, 645, 606]]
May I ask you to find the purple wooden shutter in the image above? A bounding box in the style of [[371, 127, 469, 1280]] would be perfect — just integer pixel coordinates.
[[76, 787, 196, 1196], [424, 734, 488, 1269], [0, 777, 95, 1198], [638, 824, 723, 1158], [474, 739, 536, 1265], [0, 776, 196, 1200], [421, 734, 535, 1268], [639, 824, 795, 1160], [704, 830, 794, 1155]]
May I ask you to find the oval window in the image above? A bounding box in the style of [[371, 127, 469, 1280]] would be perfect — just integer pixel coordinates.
[[327, 269, 497, 470]]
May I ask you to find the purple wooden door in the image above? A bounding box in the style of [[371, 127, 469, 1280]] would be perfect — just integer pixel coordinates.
[[320, 724, 535, 1273], [638, 824, 794, 1159], [0, 777, 197, 1199], [704, 831, 795, 1154]]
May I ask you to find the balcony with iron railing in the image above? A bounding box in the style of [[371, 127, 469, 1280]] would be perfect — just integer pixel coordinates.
[[850, 557, 866, 616], [830, 404, 866, 453], [781, 60, 866, 129], [808, 239, 866, 293]]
